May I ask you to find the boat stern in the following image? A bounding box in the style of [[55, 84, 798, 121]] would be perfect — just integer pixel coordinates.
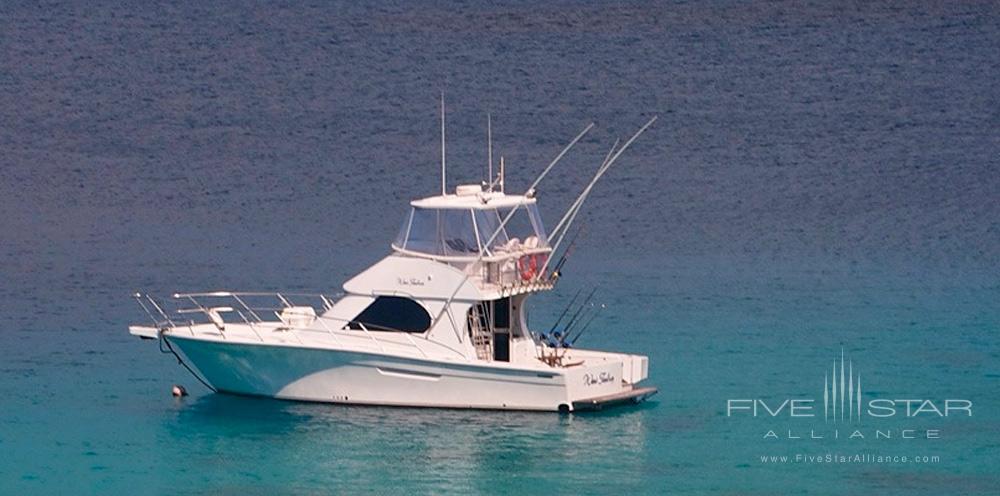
[[557, 350, 655, 411]]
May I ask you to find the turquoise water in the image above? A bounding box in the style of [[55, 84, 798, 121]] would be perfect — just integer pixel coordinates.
[[1, 1, 998, 494]]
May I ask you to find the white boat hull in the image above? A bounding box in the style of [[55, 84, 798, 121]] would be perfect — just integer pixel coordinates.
[[167, 335, 648, 412]]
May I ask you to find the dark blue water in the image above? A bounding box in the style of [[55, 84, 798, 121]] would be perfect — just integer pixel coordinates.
[[1, 1, 998, 494]]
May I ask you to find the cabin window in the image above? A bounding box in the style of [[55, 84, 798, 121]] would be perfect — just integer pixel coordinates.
[[348, 296, 432, 333]]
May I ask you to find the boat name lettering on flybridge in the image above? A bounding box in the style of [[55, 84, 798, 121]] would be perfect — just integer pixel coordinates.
[[396, 276, 426, 286], [584, 372, 615, 386]]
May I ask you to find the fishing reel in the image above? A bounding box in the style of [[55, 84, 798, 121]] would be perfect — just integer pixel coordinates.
[[537, 331, 573, 349]]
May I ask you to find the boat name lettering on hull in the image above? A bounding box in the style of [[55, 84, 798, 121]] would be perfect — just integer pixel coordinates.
[[583, 372, 615, 386]]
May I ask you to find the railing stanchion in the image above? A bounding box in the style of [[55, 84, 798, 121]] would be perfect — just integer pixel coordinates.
[[134, 294, 161, 327], [358, 322, 385, 353], [232, 294, 263, 323], [144, 294, 174, 327], [315, 316, 345, 347], [404, 333, 428, 358], [275, 293, 293, 308]]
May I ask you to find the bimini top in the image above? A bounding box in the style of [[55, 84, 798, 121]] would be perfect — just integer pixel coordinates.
[[393, 186, 549, 259], [410, 189, 535, 210]]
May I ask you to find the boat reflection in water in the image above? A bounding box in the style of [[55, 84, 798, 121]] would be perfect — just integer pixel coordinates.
[[167, 393, 653, 492]]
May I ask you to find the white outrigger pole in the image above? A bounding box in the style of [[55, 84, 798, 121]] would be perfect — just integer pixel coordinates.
[[541, 116, 658, 276], [550, 138, 618, 249]]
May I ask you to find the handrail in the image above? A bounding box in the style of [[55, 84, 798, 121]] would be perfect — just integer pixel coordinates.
[[356, 322, 386, 354], [231, 294, 264, 322], [172, 291, 342, 299], [133, 293, 175, 327], [311, 313, 345, 347], [132, 291, 469, 361], [402, 332, 428, 359]]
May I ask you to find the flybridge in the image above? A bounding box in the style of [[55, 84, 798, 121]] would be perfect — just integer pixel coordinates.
[[404, 94, 658, 274]]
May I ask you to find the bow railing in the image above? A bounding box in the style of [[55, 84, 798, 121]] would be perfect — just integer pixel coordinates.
[[131, 291, 467, 360]]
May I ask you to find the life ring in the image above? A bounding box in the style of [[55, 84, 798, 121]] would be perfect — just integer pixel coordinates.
[[518, 254, 538, 281]]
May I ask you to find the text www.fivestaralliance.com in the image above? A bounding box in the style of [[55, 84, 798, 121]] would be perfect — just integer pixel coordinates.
[[759, 453, 940, 465]]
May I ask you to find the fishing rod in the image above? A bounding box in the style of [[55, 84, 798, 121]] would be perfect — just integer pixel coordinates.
[[560, 303, 594, 344], [556, 303, 605, 360], [568, 304, 605, 346], [554, 288, 597, 343], [551, 224, 587, 278], [547, 288, 583, 335]]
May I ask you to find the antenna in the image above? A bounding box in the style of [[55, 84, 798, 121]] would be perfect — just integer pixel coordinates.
[[499, 156, 505, 194], [440, 92, 446, 196], [487, 114, 493, 192]]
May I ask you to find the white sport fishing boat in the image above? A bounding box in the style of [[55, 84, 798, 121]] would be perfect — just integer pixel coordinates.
[[129, 110, 658, 412]]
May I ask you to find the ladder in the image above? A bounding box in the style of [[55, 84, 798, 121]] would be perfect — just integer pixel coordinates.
[[468, 303, 492, 361]]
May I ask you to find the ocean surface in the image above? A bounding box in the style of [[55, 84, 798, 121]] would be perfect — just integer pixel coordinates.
[[1, 1, 998, 494]]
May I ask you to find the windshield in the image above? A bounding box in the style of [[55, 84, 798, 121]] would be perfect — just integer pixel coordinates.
[[394, 205, 547, 257], [474, 205, 548, 254], [394, 208, 479, 256]]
